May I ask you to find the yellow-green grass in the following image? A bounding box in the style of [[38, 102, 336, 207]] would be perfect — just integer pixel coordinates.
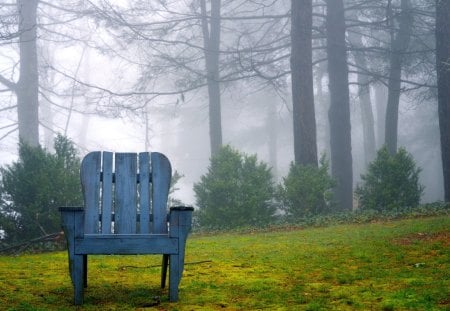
[[0, 216, 448, 310]]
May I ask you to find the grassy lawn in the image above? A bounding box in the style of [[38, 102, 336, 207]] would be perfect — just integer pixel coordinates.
[[0, 216, 448, 310]]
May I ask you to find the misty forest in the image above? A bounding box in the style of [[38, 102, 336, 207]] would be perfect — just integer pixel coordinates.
[[1, 1, 450, 310], [0, 0, 449, 242]]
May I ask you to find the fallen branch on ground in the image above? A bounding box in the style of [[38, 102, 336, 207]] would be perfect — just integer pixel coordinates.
[[0, 232, 64, 255]]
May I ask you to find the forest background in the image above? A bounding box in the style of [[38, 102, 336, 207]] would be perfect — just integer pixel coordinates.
[[0, 0, 449, 236]]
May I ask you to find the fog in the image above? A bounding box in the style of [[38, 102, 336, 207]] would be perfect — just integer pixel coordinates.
[[0, 0, 445, 207]]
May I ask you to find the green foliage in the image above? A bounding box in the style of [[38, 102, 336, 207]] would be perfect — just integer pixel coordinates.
[[169, 170, 184, 206], [193, 145, 276, 229], [190, 202, 449, 236], [277, 155, 335, 219], [0, 135, 82, 243], [355, 146, 424, 211]]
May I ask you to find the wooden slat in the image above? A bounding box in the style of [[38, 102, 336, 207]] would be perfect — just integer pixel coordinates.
[[139, 152, 151, 233], [83, 234, 170, 238], [115, 153, 137, 234], [101, 152, 113, 234], [151, 152, 171, 234], [75, 235, 178, 254], [81, 152, 101, 234]]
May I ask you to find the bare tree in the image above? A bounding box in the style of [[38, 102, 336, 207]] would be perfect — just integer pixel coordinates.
[[436, 0, 450, 201], [373, 83, 387, 148], [86, 0, 290, 157], [326, 0, 353, 211], [348, 25, 376, 166], [201, 0, 222, 156], [385, 0, 413, 154], [291, 0, 318, 166], [0, 0, 96, 150], [0, 0, 39, 147]]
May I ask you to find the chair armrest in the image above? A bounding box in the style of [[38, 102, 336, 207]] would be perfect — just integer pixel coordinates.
[[170, 206, 194, 212], [59, 206, 84, 212], [59, 206, 85, 239], [169, 206, 194, 238]]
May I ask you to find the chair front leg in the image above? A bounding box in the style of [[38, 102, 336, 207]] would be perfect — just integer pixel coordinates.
[[59, 207, 85, 305], [169, 254, 181, 302], [168, 206, 193, 302], [73, 254, 85, 305]]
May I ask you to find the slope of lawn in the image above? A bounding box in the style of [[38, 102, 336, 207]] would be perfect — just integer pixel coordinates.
[[0, 216, 448, 310]]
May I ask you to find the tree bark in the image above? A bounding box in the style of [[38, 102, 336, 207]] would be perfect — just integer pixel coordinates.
[[17, 0, 39, 147], [266, 94, 278, 178], [315, 60, 331, 157], [374, 83, 387, 149], [201, 0, 222, 157], [40, 97, 54, 150], [385, 0, 412, 155], [326, 0, 353, 211], [290, 0, 318, 166], [40, 52, 55, 150], [436, 0, 450, 201], [349, 31, 376, 166]]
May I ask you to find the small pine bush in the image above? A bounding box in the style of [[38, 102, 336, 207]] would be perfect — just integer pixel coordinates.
[[355, 146, 424, 211], [277, 155, 335, 219], [0, 135, 83, 243], [193, 145, 276, 229]]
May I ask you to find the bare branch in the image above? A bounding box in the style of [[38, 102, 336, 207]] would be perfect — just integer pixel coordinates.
[[0, 74, 16, 91], [0, 126, 18, 141], [0, 105, 17, 112]]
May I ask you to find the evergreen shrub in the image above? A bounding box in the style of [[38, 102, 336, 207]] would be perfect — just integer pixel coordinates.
[[355, 146, 424, 211], [0, 135, 82, 243], [194, 145, 276, 229], [277, 155, 335, 219]]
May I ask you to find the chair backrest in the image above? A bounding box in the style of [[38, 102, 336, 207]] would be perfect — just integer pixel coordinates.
[[80, 151, 171, 235]]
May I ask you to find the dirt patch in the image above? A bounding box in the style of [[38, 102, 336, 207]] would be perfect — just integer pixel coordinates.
[[438, 295, 450, 307], [393, 231, 450, 246]]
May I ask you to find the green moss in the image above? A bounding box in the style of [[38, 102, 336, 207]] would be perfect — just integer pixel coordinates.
[[0, 216, 448, 310]]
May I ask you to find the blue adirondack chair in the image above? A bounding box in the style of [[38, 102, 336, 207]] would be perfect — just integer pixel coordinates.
[[59, 151, 193, 305]]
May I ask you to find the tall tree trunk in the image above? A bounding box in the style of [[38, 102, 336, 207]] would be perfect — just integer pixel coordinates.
[[290, 0, 318, 166], [79, 46, 91, 149], [349, 31, 376, 166], [374, 83, 387, 148], [266, 95, 278, 178], [325, 0, 353, 211], [315, 60, 331, 157], [144, 106, 151, 150], [436, 0, 450, 202], [17, 0, 39, 147], [40, 97, 54, 150], [40, 49, 55, 150], [201, 0, 222, 157], [357, 77, 376, 167], [385, 0, 412, 155]]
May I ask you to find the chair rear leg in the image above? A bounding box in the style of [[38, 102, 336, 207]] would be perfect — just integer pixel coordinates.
[[161, 254, 169, 288], [83, 255, 88, 288]]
